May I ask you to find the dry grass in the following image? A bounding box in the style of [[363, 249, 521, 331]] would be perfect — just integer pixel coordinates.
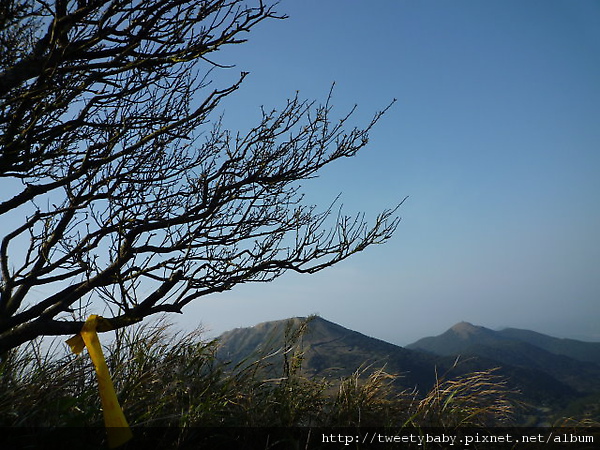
[[411, 365, 517, 427], [1, 317, 522, 437]]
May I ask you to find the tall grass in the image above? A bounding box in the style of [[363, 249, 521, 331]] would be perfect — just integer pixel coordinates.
[[410, 365, 516, 427], [1, 317, 522, 439]]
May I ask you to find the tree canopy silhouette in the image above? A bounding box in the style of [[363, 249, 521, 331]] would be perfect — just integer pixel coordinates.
[[0, 0, 401, 353]]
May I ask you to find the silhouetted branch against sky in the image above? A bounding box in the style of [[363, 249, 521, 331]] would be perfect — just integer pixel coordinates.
[[0, 0, 400, 352]]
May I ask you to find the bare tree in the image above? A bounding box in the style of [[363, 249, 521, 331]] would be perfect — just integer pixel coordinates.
[[0, 0, 401, 353]]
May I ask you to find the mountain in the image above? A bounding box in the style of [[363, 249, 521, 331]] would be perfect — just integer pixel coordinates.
[[216, 317, 580, 406], [214, 317, 600, 424], [406, 322, 600, 394], [405, 321, 511, 356], [217, 316, 439, 393], [497, 327, 600, 365]]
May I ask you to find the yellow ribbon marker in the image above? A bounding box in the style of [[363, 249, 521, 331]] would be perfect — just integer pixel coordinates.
[[66, 315, 133, 448]]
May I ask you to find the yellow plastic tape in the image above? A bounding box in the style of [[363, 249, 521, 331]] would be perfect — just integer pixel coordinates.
[[67, 315, 133, 448]]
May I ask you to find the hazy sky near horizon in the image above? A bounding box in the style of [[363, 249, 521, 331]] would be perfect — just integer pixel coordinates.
[[178, 0, 600, 345]]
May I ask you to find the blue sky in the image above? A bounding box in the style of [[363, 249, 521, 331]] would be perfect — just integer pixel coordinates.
[[179, 0, 600, 345]]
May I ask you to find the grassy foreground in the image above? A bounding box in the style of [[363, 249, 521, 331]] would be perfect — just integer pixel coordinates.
[[4, 318, 599, 448], [0, 317, 519, 431]]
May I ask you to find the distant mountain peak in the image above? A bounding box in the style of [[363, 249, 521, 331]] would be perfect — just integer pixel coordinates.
[[406, 322, 600, 395], [406, 322, 505, 356], [450, 321, 477, 334]]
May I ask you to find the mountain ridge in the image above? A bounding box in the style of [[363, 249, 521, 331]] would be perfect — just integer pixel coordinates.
[[216, 316, 596, 408], [407, 321, 600, 364], [217, 316, 440, 392], [406, 321, 600, 394], [496, 327, 600, 365]]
